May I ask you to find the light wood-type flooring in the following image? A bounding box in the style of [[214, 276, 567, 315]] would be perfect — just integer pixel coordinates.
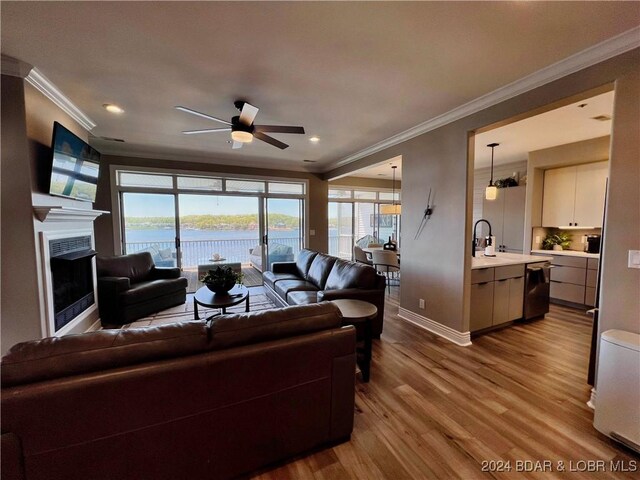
[[252, 289, 639, 479]]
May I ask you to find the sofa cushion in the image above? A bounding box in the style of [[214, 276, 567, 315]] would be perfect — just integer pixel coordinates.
[[1, 321, 209, 388], [307, 253, 338, 289], [287, 290, 319, 305], [263, 271, 300, 290], [208, 303, 342, 350], [325, 259, 377, 290], [275, 279, 318, 299], [97, 252, 155, 284], [120, 277, 189, 305], [295, 249, 318, 279]]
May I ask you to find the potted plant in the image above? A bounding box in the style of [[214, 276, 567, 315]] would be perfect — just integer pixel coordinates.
[[542, 230, 572, 251], [200, 266, 243, 294]]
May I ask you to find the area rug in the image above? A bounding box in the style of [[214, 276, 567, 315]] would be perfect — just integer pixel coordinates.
[[122, 291, 276, 329]]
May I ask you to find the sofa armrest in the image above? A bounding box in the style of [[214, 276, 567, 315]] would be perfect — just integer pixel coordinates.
[[98, 276, 131, 293], [149, 267, 181, 280], [317, 288, 381, 303], [271, 262, 298, 274]]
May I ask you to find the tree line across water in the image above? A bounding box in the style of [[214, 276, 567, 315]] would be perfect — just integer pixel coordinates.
[[125, 213, 299, 230]]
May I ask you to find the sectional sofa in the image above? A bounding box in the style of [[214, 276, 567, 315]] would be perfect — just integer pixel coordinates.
[[1, 303, 355, 480], [263, 249, 386, 337]]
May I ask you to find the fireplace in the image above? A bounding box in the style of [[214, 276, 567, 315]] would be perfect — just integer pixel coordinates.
[[49, 236, 96, 331]]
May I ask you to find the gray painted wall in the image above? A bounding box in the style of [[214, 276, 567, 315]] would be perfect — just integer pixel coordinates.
[[1, 75, 41, 354]]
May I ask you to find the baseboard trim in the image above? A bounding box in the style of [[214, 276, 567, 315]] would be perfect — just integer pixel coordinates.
[[587, 388, 596, 410], [398, 307, 472, 346]]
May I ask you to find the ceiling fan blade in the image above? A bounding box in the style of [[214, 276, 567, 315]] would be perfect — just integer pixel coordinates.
[[239, 102, 259, 126], [254, 132, 288, 150], [175, 106, 231, 125], [182, 128, 231, 135], [254, 125, 305, 134], [232, 141, 243, 149]]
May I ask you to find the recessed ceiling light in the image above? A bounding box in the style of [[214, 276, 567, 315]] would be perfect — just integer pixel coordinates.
[[103, 104, 124, 114], [309, 136, 320, 143]]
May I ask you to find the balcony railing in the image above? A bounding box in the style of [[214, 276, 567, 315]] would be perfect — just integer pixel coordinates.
[[125, 237, 303, 267]]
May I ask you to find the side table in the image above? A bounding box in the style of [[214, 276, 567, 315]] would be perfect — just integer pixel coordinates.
[[330, 299, 377, 382]]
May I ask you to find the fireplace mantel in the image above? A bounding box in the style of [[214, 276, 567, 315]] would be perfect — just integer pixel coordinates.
[[33, 206, 109, 223]]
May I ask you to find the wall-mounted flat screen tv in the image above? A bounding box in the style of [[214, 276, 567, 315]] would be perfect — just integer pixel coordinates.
[[49, 121, 101, 202]]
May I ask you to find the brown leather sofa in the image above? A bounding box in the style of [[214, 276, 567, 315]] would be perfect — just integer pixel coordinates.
[[263, 249, 386, 337], [96, 251, 188, 327], [1, 303, 355, 480]]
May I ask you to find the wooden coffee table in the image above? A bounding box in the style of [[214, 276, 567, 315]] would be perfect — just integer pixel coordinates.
[[194, 285, 249, 320], [330, 299, 377, 382]]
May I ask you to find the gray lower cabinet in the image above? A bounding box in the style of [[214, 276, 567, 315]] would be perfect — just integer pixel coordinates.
[[535, 253, 600, 306], [508, 276, 524, 320], [470, 282, 494, 331], [470, 264, 525, 332]]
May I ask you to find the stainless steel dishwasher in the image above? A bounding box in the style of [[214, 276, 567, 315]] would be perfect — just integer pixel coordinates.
[[524, 261, 551, 320]]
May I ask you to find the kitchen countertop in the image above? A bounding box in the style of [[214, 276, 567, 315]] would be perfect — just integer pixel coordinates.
[[531, 249, 599, 259], [472, 252, 553, 269]]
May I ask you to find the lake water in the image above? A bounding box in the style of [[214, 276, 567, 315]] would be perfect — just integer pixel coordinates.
[[125, 228, 300, 243]]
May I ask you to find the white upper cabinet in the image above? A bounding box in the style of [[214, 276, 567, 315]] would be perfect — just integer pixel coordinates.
[[574, 162, 608, 227], [542, 167, 577, 227], [542, 161, 607, 228]]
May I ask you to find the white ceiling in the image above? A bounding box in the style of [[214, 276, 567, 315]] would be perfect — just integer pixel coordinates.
[[474, 90, 614, 169], [348, 156, 402, 180], [2, 2, 638, 173]]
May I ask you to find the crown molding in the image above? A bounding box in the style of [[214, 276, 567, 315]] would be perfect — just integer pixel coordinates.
[[1, 55, 33, 78], [97, 146, 324, 174], [328, 26, 640, 172], [25, 67, 96, 131]]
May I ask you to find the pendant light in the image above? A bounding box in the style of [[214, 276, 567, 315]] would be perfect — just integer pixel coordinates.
[[380, 165, 401, 215], [485, 142, 499, 200]]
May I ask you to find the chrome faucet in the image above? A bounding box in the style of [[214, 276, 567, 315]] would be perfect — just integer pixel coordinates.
[[472, 219, 492, 257]]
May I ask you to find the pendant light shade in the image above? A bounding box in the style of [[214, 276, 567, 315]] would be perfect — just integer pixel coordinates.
[[381, 165, 401, 215], [485, 142, 499, 201], [485, 185, 498, 200]]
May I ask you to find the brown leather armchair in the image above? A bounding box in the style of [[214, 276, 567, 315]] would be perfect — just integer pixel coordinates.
[[96, 252, 188, 327]]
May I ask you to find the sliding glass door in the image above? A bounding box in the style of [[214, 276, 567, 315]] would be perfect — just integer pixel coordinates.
[[265, 198, 303, 270], [121, 192, 178, 267], [329, 202, 354, 259], [178, 194, 260, 290]]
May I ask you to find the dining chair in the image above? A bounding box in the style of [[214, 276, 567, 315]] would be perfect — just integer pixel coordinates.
[[371, 250, 400, 293], [353, 245, 372, 265]]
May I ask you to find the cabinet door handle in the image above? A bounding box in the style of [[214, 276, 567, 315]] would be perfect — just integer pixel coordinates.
[[498, 279, 508, 282], [478, 282, 489, 285]]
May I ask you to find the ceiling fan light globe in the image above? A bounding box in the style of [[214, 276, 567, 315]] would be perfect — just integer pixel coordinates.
[[231, 130, 253, 143]]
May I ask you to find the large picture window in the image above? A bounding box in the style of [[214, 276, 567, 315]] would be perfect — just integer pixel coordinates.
[[113, 168, 307, 292], [328, 187, 401, 260]]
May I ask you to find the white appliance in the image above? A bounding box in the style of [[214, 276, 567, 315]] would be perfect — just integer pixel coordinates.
[[593, 329, 640, 452]]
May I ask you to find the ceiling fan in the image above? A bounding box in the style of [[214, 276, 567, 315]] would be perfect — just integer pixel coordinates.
[[176, 100, 305, 150]]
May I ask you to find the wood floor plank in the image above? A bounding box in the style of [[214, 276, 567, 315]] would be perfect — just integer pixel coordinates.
[[253, 290, 639, 479]]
